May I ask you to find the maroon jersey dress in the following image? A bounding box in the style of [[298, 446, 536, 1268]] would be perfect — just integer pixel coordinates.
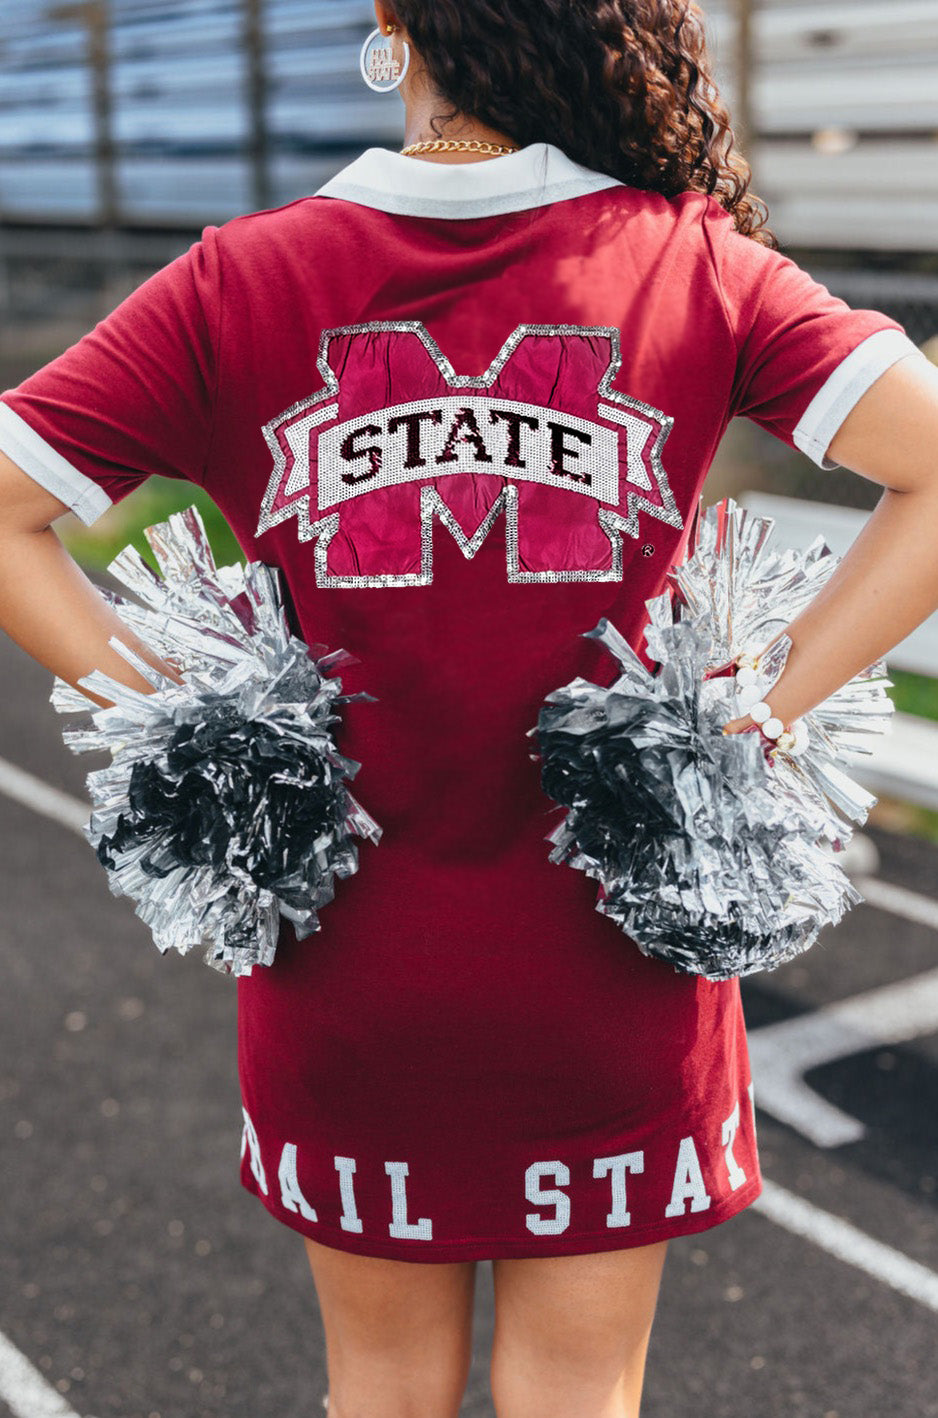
[[0, 142, 919, 1262]]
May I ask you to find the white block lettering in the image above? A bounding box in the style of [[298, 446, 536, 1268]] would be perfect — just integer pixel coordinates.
[[721, 1101, 748, 1190], [278, 1142, 318, 1221], [525, 1161, 571, 1235], [593, 1150, 644, 1228], [240, 1106, 268, 1197], [664, 1135, 712, 1218], [334, 1155, 364, 1233], [385, 1161, 433, 1240]]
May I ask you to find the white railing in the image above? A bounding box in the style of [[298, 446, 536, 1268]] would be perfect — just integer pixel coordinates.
[[738, 490, 938, 810]]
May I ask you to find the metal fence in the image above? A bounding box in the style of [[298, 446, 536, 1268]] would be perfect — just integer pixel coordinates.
[[0, 1, 936, 393], [0, 1, 936, 246], [0, 0, 392, 225]]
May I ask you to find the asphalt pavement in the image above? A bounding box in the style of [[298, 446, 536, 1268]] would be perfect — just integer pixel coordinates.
[[1, 593, 936, 1418]]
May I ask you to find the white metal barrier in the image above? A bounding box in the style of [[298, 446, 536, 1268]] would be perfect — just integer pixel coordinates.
[[738, 489, 938, 811]]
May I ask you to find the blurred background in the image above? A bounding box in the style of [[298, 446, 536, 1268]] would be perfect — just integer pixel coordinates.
[[2, 0, 936, 822], [2, 10, 938, 1418]]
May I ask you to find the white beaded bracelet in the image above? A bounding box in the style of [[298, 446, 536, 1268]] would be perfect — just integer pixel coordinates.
[[732, 648, 768, 710], [781, 718, 811, 757], [747, 701, 811, 756], [748, 700, 784, 738], [728, 653, 811, 758]]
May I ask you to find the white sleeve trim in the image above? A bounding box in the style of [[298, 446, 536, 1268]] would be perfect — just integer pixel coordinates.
[[0, 402, 114, 525], [792, 328, 926, 470]]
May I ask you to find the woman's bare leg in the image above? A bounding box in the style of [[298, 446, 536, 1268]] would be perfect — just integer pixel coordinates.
[[489, 1239, 669, 1418], [302, 1235, 477, 1418]]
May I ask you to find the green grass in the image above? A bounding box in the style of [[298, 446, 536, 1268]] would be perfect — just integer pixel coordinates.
[[873, 668, 938, 843], [59, 476, 246, 577], [887, 667, 938, 721]]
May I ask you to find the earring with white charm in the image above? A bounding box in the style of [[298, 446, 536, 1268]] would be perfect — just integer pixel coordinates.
[[360, 22, 411, 93]]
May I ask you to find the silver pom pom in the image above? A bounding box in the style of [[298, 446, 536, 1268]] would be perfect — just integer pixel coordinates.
[[51, 505, 381, 977], [530, 496, 895, 980]]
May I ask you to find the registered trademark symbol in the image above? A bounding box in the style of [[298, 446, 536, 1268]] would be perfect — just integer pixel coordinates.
[[641, 543, 654, 557]]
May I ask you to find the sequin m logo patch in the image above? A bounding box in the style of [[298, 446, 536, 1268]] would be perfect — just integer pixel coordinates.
[[255, 322, 683, 587]]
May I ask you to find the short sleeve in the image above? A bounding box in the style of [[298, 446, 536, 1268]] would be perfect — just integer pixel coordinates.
[[702, 198, 925, 469], [0, 225, 222, 524]]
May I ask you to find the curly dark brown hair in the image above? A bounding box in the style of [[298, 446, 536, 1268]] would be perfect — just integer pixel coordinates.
[[392, 0, 778, 247]]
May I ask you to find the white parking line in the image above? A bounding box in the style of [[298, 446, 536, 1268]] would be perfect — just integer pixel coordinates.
[[853, 873, 938, 932], [2, 758, 938, 1329], [0, 763, 91, 1415], [0, 1328, 82, 1418], [745, 865, 938, 1148], [753, 1179, 938, 1314], [0, 756, 87, 834], [748, 967, 938, 1147]]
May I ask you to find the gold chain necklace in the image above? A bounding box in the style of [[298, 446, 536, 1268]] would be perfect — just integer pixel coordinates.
[[400, 138, 520, 158]]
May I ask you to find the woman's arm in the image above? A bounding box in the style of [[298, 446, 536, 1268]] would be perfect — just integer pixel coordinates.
[[722, 351, 938, 734], [0, 450, 184, 710]]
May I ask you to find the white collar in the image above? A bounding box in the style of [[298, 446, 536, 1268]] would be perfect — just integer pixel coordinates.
[[313, 141, 623, 219]]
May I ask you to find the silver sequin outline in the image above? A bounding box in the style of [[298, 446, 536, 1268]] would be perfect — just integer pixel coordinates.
[[316, 393, 620, 510], [255, 320, 684, 586]]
